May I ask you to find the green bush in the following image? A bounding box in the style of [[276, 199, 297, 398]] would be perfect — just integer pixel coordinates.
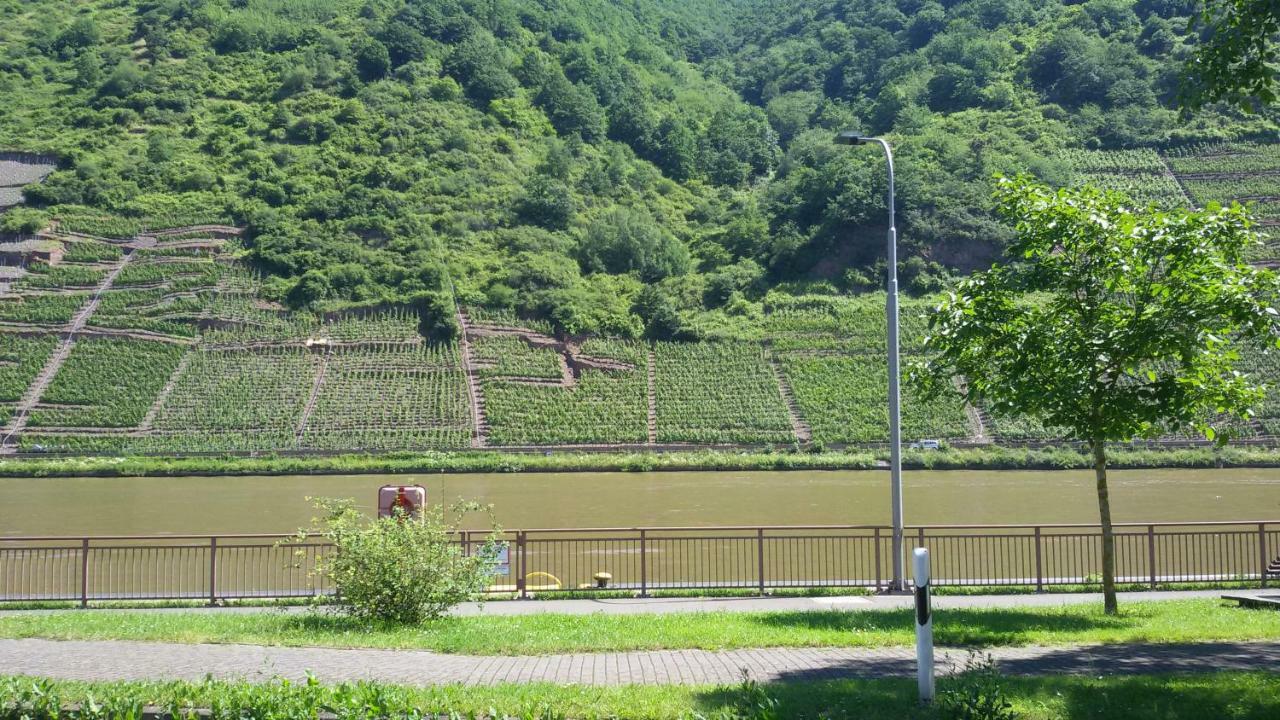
[[939, 653, 1019, 720], [295, 498, 502, 624], [0, 208, 47, 235]]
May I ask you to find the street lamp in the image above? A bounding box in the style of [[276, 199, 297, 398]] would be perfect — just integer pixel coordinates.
[[835, 131, 905, 592]]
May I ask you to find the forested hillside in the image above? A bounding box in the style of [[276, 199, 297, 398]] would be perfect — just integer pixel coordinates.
[[0, 0, 1276, 341], [0, 0, 1279, 455]]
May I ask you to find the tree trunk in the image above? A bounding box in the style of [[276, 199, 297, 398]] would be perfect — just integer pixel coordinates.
[[1092, 438, 1118, 614]]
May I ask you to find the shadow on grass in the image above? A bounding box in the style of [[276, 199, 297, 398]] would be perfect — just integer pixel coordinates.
[[1019, 673, 1280, 720], [748, 608, 1134, 646], [693, 678, 927, 720], [690, 673, 1280, 720], [271, 611, 456, 636]]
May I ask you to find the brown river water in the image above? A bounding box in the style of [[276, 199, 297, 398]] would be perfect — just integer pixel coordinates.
[[2, 468, 1279, 537]]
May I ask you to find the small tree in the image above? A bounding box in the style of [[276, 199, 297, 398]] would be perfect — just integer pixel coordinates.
[[295, 498, 502, 624], [1181, 0, 1280, 112], [917, 176, 1280, 614]]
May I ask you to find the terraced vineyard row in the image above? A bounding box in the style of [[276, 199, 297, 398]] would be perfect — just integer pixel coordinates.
[[0, 335, 57, 405], [471, 335, 564, 379], [1060, 142, 1280, 264], [1060, 149, 1188, 208], [0, 293, 88, 325], [300, 343, 472, 451], [482, 339, 649, 445], [1064, 143, 1280, 216], [781, 355, 971, 444], [0, 229, 479, 453], [28, 339, 185, 428], [10, 197, 1280, 454], [653, 342, 794, 444]]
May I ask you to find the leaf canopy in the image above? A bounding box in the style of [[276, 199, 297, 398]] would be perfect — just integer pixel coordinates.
[[917, 176, 1280, 443]]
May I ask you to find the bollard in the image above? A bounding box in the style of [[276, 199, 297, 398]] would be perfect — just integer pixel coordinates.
[[913, 547, 935, 703]]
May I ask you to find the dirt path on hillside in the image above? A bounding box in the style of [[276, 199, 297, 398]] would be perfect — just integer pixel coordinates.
[[1, 252, 133, 451], [455, 309, 488, 448], [766, 347, 811, 444]]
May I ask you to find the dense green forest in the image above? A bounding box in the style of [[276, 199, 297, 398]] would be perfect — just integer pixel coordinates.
[[0, 0, 1276, 340]]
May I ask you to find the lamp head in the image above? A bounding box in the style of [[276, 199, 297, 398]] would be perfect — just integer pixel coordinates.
[[834, 131, 869, 146]]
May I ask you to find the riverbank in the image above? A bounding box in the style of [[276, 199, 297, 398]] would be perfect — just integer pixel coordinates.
[[1, 445, 1278, 478]]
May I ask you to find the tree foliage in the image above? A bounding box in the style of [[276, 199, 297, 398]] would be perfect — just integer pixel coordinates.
[[1182, 0, 1280, 111], [0, 0, 1275, 337], [917, 175, 1280, 612]]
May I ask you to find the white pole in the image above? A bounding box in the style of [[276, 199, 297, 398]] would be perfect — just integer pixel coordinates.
[[833, 133, 904, 592], [913, 547, 935, 703], [878, 139, 903, 592]]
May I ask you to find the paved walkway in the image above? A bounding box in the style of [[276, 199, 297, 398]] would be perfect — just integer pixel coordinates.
[[442, 589, 1227, 616], [1, 639, 1276, 686], [0, 589, 1229, 617]]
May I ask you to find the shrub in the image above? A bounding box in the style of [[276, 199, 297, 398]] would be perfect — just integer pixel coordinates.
[[938, 653, 1020, 720], [0, 207, 48, 235], [295, 498, 502, 624]]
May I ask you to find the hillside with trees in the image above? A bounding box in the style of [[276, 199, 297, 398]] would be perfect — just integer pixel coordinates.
[[0, 0, 1274, 342], [0, 1, 1278, 456]]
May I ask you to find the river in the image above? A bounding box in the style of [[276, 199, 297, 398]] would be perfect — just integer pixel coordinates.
[[2, 468, 1279, 537]]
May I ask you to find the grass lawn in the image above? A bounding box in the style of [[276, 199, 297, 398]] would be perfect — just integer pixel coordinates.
[[1, 600, 1278, 654], [3, 672, 1279, 719]]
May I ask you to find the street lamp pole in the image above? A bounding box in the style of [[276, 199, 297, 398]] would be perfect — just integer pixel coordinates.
[[835, 131, 904, 592]]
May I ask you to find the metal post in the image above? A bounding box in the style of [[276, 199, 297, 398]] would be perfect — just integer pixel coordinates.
[[1261, 523, 1269, 588], [1147, 525, 1157, 590], [78, 538, 88, 604], [757, 528, 766, 595], [639, 529, 648, 598], [883, 140, 903, 592], [835, 132, 903, 592], [913, 548, 935, 704], [874, 527, 883, 592], [1034, 527, 1044, 593], [517, 531, 528, 599], [208, 537, 218, 606]]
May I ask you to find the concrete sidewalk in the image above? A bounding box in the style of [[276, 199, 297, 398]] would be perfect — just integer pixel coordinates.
[[0, 589, 1229, 617], [0, 638, 1276, 686]]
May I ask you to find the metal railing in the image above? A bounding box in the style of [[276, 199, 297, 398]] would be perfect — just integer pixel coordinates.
[[1, 521, 1275, 605]]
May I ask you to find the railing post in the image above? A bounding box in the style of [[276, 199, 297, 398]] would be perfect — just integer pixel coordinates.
[[639, 529, 648, 598], [1147, 525, 1157, 590], [517, 531, 528, 599], [757, 528, 766, 595], [78, 538, 88, 604], [874, 528, 883, 592], [208, 537, 218, 606], [1034, 527, 1044, 593], [1261, 523, 1269, 589]]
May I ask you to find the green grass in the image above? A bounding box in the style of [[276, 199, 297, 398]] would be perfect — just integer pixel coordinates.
[[1, 600, 1277, 655], [4, 444, 1280, 477], [3, 672, 1279, 720]]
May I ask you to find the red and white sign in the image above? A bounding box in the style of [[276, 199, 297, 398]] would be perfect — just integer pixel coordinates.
[[377, 485, 426, 519]]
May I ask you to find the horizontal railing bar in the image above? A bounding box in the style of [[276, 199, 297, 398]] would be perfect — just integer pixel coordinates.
[[902, 520, 1275, 530], [3, 519, 1274, 542]]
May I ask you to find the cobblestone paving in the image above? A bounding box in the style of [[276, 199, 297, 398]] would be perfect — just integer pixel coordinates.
[[1, 640, 1277, 686]]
